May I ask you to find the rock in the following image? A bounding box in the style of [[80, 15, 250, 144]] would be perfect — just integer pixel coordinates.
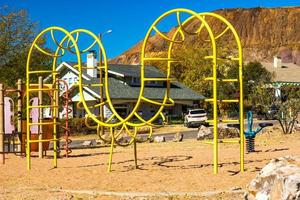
[[245, 156, 300, 200], [137, 126, 151, 134], [153, 136, 165, 143], [218, 127, 240, 139], [197, 125, 213, 140], [96, 139, 103, 144], [173, 132, 183, 142], [294, 122, 300, 132], [82, 140, 92, 147], [117, 137, 129, 144], [148, 136, 154, 143]]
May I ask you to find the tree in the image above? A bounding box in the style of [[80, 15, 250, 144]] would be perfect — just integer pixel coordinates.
[[275, 87, 300, 134], [243, 61, 274, 110], [0, 6, 51, 87], [250, 85, 300, 134]]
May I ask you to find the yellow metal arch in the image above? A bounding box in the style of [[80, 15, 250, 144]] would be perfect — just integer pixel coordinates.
[[140, 9, 244, 174], [25, 8, 244, 173], [198, 12, 245, 173], [26, 26, 81, 170]]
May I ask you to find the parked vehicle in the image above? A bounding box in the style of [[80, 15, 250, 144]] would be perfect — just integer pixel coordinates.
[[184, 109, 207, 128], [257, 104, 279, 120]]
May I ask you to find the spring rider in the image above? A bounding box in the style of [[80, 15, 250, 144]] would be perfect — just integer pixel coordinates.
[[229, 111, 273, 153]]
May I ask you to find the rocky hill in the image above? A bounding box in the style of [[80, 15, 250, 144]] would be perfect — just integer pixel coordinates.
[[110, 7, 300, 65]]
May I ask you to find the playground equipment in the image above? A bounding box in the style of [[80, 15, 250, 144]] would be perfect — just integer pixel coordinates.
[[56, 79, 72, 157], [25, 8, 244, 173], [0, 77, 72, 165], [0, 80, 23, 164], [140, 9, 244, 174], [25, 74, 73, 168], [229, 111, 273, 153]]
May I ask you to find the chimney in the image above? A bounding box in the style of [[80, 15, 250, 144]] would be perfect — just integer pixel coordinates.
[[273, 56, 282, 68], [87, 50, 97, 77]]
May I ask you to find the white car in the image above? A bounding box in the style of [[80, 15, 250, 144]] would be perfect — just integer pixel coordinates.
[[184, 109, 208, 127]]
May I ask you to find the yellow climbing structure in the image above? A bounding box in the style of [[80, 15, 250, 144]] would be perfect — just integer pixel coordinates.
[[140, 9, 244, 174], [25, 8, 244, 174]]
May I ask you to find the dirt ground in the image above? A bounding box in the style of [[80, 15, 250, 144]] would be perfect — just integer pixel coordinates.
[[0, 127, 299, 200]]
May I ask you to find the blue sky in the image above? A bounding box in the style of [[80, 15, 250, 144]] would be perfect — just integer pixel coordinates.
[[2, 0, 300, 60]]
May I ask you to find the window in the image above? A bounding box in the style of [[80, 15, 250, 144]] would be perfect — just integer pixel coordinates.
[[68, 77, 73, 85], [132, 77, 140, 84], [74, 77, 78, 84]]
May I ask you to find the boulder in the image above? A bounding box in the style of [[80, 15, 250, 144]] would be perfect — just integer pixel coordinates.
[[197, 125, 213, 140], [218, 127, 240, 139], [294, 122, 300, 132], [172, 132, 183, 142], [153, 136, 166, 143], [117, 137, 129, 144], [245, 156, 300, 200], [82, 140, 92, 147]]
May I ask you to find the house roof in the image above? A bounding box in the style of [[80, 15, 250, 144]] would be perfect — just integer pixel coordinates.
[[61, 61, 205, 101], [65, 62, 166, 78], [262, 62, 300, 84], [84, 77, 205, 101], [107, 64, 166, 78]]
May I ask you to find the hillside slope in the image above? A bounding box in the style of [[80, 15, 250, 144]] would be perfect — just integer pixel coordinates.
[[110, 7, 300, 65]]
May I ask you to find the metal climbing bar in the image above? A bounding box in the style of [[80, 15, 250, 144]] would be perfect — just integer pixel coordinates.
[[24, 9, 244, 173], [195, 12, 244, 174]]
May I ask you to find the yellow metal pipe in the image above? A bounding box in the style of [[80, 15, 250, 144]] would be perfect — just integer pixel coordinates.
[[108, 127, 114, 172], [29, 139, 59, 143], [38, 76, 43, 158]]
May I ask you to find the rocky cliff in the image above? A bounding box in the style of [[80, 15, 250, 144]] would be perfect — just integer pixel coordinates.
[[110, 7, 300, 65]]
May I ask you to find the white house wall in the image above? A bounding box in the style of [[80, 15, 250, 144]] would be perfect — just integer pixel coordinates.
[[72, 90, 96, 102], [60, 71, 79, 92]]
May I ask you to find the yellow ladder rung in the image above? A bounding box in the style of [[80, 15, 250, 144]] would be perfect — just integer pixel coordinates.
[[29, 84, 53, 87], [206, 119, 239, 123], [28, 122, 60, 126], [204, 77, 238, 82], [204, 77, 214, 81], [204, 56, 214, 59], [81, 66, 97, 69], [93, 101, 107, 108], [141, 96, 174, 107], [143, 57, 177, 62], [205, 99, 239, 103], [220, 139, 240, 144], [205, 98, 214, 102], [203, 139, 240, 144], [220, 99, 239, 103], [74, 65, 106, 69], [220, 79, 238, 82], [28, 70, 59, 74], [144, 77, 174, 82], [220, 119, 239, 123], [28, 88, 57, 92], [82, 83, 104, 87], [204, 56, 240, 61], [28, 105, 59, 109], [28, 139, 59, 143], [203, 140, 214, 144]]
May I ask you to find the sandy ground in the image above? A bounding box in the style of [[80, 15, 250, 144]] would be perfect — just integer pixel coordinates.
[[0, 128, 299, 200]]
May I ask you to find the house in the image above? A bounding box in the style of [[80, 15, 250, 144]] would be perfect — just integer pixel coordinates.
[[262, 61, 300, 98], [51, 51, 205, 119]]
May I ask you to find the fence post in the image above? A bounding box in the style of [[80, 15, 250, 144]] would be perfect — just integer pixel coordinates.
[[17, 79, 22, 153], [0, 84, 5, 164]]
